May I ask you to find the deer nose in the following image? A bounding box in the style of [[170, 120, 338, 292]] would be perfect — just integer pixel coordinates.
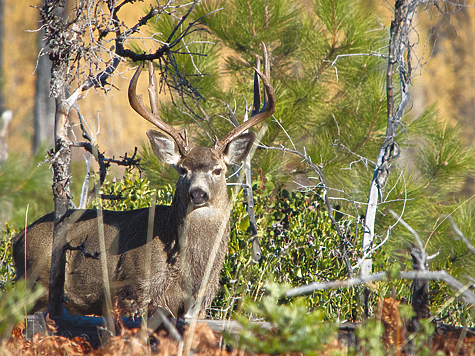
[[189, 188, 209, 205]]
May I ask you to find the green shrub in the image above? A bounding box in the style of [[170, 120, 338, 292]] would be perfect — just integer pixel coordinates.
[[90, 168, 174, 210], [227, 282, 336, 355], [218, 174, 362, 321]]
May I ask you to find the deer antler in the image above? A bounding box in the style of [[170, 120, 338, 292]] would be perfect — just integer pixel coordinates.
[[128, 61, 190, 155], [215, 43, 276, 152]]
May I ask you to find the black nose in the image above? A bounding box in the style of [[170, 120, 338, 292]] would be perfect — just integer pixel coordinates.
[[189, 188, 209, 205]]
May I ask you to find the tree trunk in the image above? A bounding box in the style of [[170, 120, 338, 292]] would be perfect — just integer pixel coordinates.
[[47, 96, 72, 316], [0, 0, 9, 165], [33, 0, 58, 153]]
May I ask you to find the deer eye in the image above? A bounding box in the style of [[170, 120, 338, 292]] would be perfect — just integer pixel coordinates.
[[178, 166, 187, 176], [212, 168, 222, 176]]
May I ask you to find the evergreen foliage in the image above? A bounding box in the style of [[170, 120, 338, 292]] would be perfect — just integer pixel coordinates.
[[0, 152, 52, 228], [134, 0, 475, 325], [227, 283, 336, 355]]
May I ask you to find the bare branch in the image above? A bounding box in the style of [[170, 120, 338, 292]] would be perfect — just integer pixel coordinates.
[[389, 209, 425, 253], [446, 215, 475, 256], [285, 270, 475, 305], [65, 240, 100, 260]]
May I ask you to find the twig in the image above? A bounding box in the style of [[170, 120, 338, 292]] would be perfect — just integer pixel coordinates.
[[72, 142, 142, 190], [446, 215, 475, 256], [65, 239, 100, 260], [389, 209, 424, 253], [329, 52, 387, 82]]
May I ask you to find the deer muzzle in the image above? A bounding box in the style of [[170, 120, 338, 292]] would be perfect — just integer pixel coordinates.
[[189, 187, 209, 207]]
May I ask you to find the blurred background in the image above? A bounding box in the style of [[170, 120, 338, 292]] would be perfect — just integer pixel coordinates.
[[1, 0, 475, 225]]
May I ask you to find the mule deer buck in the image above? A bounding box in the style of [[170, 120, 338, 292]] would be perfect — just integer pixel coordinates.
[[13, 46, 275, 318]]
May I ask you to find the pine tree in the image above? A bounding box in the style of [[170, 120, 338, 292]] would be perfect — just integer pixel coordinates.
[[129, 0, 475, 321]]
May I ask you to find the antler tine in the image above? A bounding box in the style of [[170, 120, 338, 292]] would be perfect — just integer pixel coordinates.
[[251, 47, 270, 116], [128, 61, 189, 155], [263, 45, 270, 104], [251, 56, 261, 117], [215, 43, 276, 152], [147, 61, 159, 115]]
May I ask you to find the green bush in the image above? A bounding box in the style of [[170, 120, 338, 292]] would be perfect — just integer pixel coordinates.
[[90, 168, 174, 210], [218, 174, 361, 321], [227, 283, 336, 355]]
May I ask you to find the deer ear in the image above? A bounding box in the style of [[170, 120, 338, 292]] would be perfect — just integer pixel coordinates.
[[147, 129, 182, 165], [223, 132, 256, 165]]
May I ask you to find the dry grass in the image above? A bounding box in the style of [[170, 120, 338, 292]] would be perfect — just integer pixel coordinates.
[[2, 321, 232, 356]]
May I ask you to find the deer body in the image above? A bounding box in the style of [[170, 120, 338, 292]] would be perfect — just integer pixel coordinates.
[[13, 142, 249, 317], [14, 202, 228, 318], [13, 45, 275, 318]]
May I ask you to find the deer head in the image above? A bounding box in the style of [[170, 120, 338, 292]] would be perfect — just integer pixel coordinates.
[[128, 44, 276, 212]]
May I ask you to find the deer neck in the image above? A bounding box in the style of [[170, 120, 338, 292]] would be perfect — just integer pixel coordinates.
[[170, 190, 230, 240], [169, 188, 230, 278]]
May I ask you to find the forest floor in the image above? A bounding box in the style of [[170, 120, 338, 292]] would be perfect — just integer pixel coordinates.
[[1, 298, 474, 355]]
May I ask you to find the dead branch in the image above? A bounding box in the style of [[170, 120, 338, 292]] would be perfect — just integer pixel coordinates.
[[65, 239, 100, 260], [361, 0, 417, 280], [285, 270, 475, 305], [73, 142, 141, 190], [446, 215, 475, 256]]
